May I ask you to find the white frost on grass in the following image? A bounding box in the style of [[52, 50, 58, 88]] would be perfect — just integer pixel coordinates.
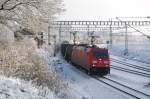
[[0, 76, 57, 99]]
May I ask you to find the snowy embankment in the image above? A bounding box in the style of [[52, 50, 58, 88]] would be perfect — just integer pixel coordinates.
[[0, 46, 61, 99], [0, 76, 57, 99]]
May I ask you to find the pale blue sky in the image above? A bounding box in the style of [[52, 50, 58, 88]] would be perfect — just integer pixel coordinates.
[[59, 0, 150, 20]]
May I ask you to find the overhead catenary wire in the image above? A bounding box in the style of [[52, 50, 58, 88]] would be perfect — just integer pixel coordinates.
[[116, 17, 150, 39]]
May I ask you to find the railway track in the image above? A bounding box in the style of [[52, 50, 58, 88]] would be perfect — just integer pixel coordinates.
[[111, 55, 150, 65], [112, 58, 150, 73], [93, 76, 150, 99], [111, 65, 150, 77], [130, 59, 150, 65], [68, 58, 150, 99]]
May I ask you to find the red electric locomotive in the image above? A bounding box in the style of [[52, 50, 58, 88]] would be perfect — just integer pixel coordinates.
[[71, 45, 110, 75]]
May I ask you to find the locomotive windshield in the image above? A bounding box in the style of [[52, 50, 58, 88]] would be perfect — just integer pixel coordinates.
[[93, 51, 109, 58]]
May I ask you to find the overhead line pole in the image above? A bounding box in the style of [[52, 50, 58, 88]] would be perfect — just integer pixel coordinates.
[[116, 17, 129, 55], [59, 24, 62, 42], [48, 26, 51, 45], [124, 23, 128, 55], [109, 19, 113, 47]]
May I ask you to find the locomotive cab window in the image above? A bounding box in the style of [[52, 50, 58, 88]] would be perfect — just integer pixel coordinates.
[[93, 51, 109, 58]]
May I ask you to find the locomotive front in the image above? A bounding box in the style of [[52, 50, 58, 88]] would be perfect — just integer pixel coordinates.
[[89, 47, 110, 75]]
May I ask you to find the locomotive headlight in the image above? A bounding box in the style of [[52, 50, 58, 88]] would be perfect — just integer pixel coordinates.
[[99, 59, 102, 61], [92, 64, 96, 67], [92, 60, 97, 64], [104, 61, 109, 64]]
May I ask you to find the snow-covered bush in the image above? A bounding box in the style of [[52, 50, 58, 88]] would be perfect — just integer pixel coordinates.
[[0, 38, 36, 78], [0, 24, 14, 43], [0, 76, 59, 99], [0, 39, 69, 98]]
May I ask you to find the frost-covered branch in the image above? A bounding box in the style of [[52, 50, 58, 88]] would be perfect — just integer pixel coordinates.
[[0, 0, 64, 39]]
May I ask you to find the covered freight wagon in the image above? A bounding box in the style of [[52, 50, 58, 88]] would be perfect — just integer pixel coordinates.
[[61, 43, 74, 61]]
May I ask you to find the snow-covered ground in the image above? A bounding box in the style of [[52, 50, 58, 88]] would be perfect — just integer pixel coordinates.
[[0, 76, 57, 99], [110, 34, 150, 63], [49, 55, 146, 99], [41, 23, 150, 99], [1, 42, 149, 99], [48, 54, 150, 99], [47, 34, 150, 99], [33, 32, 150, 99]]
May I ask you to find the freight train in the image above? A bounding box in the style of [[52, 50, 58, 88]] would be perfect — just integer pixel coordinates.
[[61, 43, 110, 76]]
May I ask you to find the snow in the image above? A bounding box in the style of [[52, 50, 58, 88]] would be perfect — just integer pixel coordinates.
[[111, 55, 150, 68], [42, 18, 150, 98], [40, 38, 150, 99], [109, 55, 150, 96], [109, 34, 150, 63], [1, 43, 149, 99], [0, 76, 57, 99], [49, 56, 132, 99], [34, 32, 150, 99]]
